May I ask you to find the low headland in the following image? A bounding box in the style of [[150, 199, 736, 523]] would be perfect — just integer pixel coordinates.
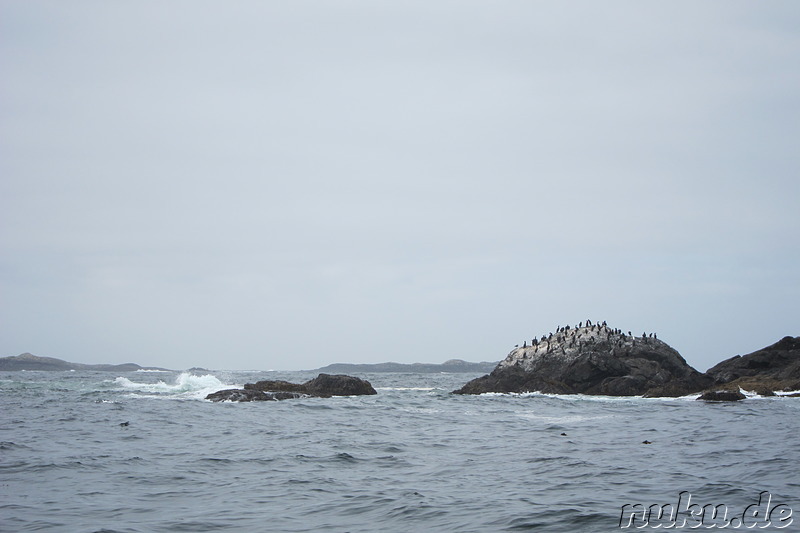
[[312, 359, 497, 374], [0, 353, 170, 373]]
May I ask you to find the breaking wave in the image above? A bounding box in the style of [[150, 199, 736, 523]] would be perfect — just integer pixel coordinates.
[[113, 373, 233, 399]]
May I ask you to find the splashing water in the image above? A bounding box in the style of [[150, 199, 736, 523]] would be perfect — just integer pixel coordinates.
[[113, 372, 234, 399]]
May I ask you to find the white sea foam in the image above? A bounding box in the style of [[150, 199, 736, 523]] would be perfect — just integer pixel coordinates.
[[515, 413, 614, 424], [135, 369, 170, 373], [113, 373, 235, 400], [376, 387, 436, 391], [478, 391, 644, 402], [738, 387, 800, 398]]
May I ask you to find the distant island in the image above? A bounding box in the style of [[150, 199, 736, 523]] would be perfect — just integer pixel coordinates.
[[0, 353, 170, 372], [1, 353, 497, 374], [312, 359, 498, 374]]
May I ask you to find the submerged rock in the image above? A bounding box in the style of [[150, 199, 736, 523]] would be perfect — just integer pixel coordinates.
[[206, 373, 377, 402], [453, 324, 711, 397]]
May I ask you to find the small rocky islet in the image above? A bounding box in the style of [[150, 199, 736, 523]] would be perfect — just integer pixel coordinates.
[[205, 373, 377, 402], [452, 321, 799, 402]]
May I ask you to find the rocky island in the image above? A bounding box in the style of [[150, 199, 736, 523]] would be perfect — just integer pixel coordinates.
[[454, 321, 712, 397], [206, 373, 377, 402], [703, 336, 800, 396], [0, 353, 168, 372]]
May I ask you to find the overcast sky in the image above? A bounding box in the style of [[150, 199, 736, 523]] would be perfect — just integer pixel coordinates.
[[1, 1, 798, 371]]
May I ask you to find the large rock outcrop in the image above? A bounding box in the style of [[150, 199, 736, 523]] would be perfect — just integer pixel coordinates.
[[453, 323, 711, 397], [206, 373, 377, 402], [704, 336, 800, 394]]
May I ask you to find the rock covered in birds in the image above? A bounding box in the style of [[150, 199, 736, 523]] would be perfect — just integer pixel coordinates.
[[453, 323, 711, 396], [206, 373, 377, 402]]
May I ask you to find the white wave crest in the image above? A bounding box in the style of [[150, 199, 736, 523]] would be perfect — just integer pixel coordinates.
[[376, 387, 436, 391], [113, 373, 233, 400]]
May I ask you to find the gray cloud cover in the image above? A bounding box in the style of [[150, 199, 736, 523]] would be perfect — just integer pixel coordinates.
[[2, 1, 798, 370]]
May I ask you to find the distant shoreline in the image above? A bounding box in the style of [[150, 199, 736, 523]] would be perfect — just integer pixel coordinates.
[[0, 353, 497, 374], [0, 353, 170, 372], [312, 360, 498, 374]]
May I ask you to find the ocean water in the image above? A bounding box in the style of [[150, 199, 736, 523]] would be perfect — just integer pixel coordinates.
[[1, 370, 798, 532]]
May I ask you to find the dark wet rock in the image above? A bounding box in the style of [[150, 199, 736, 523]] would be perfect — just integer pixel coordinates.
[[244, 380, 308, 393], [704, 336, 800, 394], [205, 389, 308, 402], [206, 374, 376, 402], [304, 373, 377, 397], [642, 378, 714, 398], [697, 390, 746, 402], [453, 325, 711, 397]]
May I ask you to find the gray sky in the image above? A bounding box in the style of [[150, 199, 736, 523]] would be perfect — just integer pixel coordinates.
[[2, 1, 798, 371]]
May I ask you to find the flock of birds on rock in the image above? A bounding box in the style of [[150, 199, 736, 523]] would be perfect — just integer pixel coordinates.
[[512, 320, 659, 355]]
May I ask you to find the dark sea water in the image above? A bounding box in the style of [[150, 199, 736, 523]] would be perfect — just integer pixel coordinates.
[[1, 370, 798, 532]]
